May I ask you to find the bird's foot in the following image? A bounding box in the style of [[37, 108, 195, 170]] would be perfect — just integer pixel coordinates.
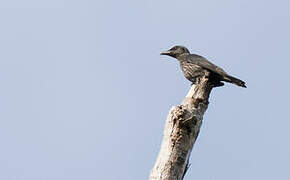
[[190, 77, 201, 85]]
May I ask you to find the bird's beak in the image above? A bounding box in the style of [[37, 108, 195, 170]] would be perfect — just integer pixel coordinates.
[[160, 50, 171, 55]]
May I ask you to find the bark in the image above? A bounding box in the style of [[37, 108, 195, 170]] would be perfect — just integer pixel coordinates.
[[149, 75, 213, 180]]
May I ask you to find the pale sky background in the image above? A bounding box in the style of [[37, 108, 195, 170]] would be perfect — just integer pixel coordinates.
[[0, 0, 289, 180]]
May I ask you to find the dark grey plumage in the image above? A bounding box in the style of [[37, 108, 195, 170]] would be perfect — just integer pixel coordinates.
[[160, 46, 246, 88]]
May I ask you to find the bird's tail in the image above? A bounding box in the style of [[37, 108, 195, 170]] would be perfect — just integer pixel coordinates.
[[224, 75, 247, 88]]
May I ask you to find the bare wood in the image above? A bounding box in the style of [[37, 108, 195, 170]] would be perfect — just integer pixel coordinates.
[[149, 75, 213, 180]]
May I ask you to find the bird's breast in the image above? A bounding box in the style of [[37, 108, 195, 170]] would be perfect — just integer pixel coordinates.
[[180, 62, 205, 82]]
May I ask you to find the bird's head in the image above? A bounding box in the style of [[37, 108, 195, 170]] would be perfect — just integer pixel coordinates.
[[160, 46, 190, 58]]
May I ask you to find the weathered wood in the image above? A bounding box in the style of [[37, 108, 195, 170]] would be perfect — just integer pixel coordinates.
[[149, 76, 213, 180]]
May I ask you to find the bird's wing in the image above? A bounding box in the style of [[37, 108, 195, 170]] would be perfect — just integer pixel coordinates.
[[188, 54, 228, 76]]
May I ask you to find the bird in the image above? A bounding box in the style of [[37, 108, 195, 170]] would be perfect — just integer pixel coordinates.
[[160, 45, 246, 88]]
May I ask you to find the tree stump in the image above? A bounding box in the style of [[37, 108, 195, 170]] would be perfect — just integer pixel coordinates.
[[149, 75, 213, 180]]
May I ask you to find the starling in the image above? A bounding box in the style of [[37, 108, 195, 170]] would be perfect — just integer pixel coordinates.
[[160, 46, 246, 88]]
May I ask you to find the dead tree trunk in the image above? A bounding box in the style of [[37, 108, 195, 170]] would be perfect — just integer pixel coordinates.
[[149, 75, 214, 180]]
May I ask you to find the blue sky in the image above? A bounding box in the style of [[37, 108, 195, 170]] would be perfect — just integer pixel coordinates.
[[0, 0, 289, 179]]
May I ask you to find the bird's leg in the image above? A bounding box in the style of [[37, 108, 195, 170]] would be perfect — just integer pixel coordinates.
[[195, 77, 202, 85], [191, 81, 197, 86], [190, 77, 197, 86]]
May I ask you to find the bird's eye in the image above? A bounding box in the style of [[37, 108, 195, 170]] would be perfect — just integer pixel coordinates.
[[170, 47, 177, 51]]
